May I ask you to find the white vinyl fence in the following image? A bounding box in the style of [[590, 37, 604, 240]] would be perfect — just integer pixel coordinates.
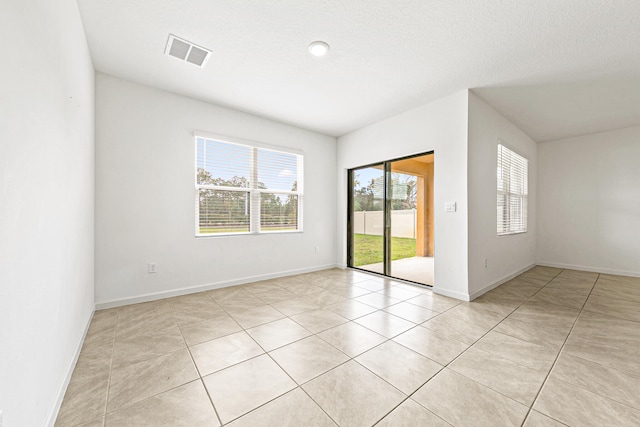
[[353, 209, 416, 238]]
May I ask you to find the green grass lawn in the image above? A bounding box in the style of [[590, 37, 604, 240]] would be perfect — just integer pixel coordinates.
[[353, 233, 416, 266]]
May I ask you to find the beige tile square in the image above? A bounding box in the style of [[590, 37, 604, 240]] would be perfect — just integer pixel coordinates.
[[207, 286, 251, 302], [509, 300, 580, 330], [493, 317, 568, 348], [73, 332, 114, 382], [111, 315, 186, 369], [534, 376, 640, 426], [354, 292, 402, 309], [355, 340, 442, 394], [557, 269, 599, 281], [303, 360, 405, 427], [592, 277, 640, 303], [290, 309, 349, 333], [116, 300, 172, 325], [271, 298, 322, 316], [324, 300, 377, 319], [444, 303, 506, 329], [270, 336, 349, 384], [317, 322, 387, 357], [376, 286, 421, 300], [178, 312, 242, 346], [449, 347, 547, 405], [405, 294, 460, 312], [521, 266, 561, 280], [105, 380, 219, 426], [528, 286, 589, 310], [422, 313, 490, 345], [228, 305, 285, 329], [393, 326, 468, 365], [302, 290, 346, 306], [190, 331, 264, 375], [353, 310, 415, 338], [280, 281, 324, 296], [467, 294, 521, 317], [563, 312, 640, 375], [203, 354, 296, 424], [551, 353, 640, 409], [87, 309, 118, 337], [353, 279, 387, 292], [246, 318, 311, 351], [384, 301, 438, 323], [327, 285, 373, 298], [171, 305, 229, 327], [55, 372, 109, 427], [413, 369, 528, 427], [523, 411, 566, 426], [225, 388, 337, 427], [107, 349, 198, 412], [216, 293, 266, 311], [248, 288, 297, 304], [544, 276, 596, 295], [165, 292, 219, 312], [584, 293, 640, 322], [376, 399, 450, 427], [474, 331, 558, 372]]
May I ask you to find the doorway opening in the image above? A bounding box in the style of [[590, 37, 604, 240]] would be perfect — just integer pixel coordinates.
[[347, 152, 434, 285]]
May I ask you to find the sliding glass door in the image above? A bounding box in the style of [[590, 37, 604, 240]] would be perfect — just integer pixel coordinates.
[[348, 153, 434, 285]]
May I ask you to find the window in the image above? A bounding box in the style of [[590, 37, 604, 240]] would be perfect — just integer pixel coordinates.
[[195, 135, 303, 236], [497, 143, 528, 235]]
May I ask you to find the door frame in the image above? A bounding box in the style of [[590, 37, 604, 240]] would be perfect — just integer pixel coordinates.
[[347, 151, 434, 285]]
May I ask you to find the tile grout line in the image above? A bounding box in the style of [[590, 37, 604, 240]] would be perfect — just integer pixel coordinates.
[[173, 301, 225, 427], [384, 273, 558, 424], [381, 269, 562, 425], [100, 309, 120, 426], [518, 271, 601, 426]]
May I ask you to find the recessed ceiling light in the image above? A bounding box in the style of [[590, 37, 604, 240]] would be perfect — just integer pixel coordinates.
[[308, 41, 330, 57]]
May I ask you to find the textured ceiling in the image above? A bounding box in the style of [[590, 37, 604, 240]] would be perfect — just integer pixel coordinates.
[[77, 0, 640, 141]]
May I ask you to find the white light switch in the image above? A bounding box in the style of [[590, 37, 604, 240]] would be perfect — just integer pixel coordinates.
[[444, 202, 457, 212]]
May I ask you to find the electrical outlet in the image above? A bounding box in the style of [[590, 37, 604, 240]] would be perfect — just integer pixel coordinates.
[[315, 246, 320, 254], [148, 262, 157, 273]]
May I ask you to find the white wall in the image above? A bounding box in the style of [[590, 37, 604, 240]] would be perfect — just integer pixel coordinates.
[[538, 125, 640, 276], [467, 93, 538, 297], [95, 74, 337, 306], [337, 91, 470, 299], [0, 0, 95, 425]]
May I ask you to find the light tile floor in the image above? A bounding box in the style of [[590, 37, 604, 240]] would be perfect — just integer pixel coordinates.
[[55, 266, 640, 426]]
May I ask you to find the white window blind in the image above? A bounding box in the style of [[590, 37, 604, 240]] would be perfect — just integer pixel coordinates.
[[497, 143, 528, 236], [195, 135, 303, 236]]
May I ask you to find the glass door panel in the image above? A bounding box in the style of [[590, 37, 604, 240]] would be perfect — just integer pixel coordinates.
[[388, 156, 433, 284], [350, 165, 385, 274]]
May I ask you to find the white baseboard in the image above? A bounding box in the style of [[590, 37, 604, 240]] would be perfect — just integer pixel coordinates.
[[536, 261, 640, 278], [46, 307, 95, 427], [467, 263, 537, 301], [95, 264, 338, 310], [432, 287, 472, 301]]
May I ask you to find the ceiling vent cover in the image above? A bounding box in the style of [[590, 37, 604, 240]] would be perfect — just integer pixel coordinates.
[[165, 34, 211, 67]]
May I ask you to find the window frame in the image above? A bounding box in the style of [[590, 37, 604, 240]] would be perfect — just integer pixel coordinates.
[[497, 142, 528, 237], [194, 132, 304, 237]]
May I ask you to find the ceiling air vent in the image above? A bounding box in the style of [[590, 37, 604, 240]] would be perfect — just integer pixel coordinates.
[[165, 34, 211, 67]]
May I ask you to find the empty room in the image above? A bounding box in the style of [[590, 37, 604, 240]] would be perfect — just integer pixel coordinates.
[[2, 0, 640, 426]]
